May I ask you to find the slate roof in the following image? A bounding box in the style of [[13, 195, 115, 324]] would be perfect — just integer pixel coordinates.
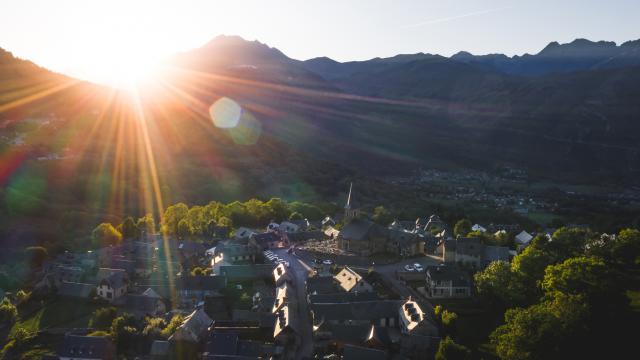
[[116, 294, 163, 314], [309, 291, 379, 304], [250, 232, 281, 246], [149, 340, 170, 356], [340, 219, 386, 241], [426, 266, 472, 287], [342, 344, 387, 360], [310, 300, 401, 322], [219, 265, 275, 280], [306, 275, 339, 295], [483, 245, 511, 264], [175, 275, 228, 291], [57, 281, 94, 298], [515, 231, 533, 245], [58, 335, 115, 359], [453, 237, 483, 257]]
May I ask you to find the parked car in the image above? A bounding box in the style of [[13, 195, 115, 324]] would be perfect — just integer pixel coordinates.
[[404, 264, 415, 272], [414, 263, 424, 272], [322, 259, 333, 265]]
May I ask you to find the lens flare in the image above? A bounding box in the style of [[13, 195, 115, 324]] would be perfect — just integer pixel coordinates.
[[209, 97, 242, 128], [226, 110, 262, 145]]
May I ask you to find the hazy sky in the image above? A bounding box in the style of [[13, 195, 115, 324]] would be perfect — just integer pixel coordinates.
[[1, 0, 638, 84]]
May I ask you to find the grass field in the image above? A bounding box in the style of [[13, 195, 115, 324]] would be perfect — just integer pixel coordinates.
[[10, 299, 101, 336]]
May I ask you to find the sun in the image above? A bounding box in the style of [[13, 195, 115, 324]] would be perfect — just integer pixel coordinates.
[[80, 35, 164, 90]]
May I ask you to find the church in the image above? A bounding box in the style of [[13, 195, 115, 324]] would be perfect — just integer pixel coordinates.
[[338, 183, 388, 256]]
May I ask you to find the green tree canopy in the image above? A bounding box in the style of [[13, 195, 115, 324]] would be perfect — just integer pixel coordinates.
[[160, 203, 189, 235], [89, 307, 118, 330], [474, 261, 526, 307], [92, 223, 122, 247], [454, 219, 472, 237], [119, 216, 138, 240], [372, 206, 393, 225], [436, 336, 471, 360]]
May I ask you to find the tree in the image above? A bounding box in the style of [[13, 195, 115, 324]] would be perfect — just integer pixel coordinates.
[[136, 214, 156, 236], [612, 228, 640, 266], [142, 317, 167, 339], [190, 267, 211, 277], [161, 203, 189, 235], [542, 256, 625, 310], [547, 227, 592, 260], [474, 261, 525, 307], [89, 307, 118, 329], [160, 314, 184, 339], [454, 219, 472, 237], [119, 216, 138, 240], [372, 206, 393, 225], [265, 198, 290, 222], [491, 303, 566, 360], [24, 246, 48, 269], [92, 223, 122, 247], [289, 211, 304, 221], [0, 298, 17, 325], [176, 219, 192, 239], [436, 336, 471, 360], [111, 314, 140, 354], [511, 246, 553, 296], [217, 216, 232, 229], [186, 206, 206, 235], [440, 309, 458, 336]]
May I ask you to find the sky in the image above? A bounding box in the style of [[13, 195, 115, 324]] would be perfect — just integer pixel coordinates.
[[1, 0, 639, 85]]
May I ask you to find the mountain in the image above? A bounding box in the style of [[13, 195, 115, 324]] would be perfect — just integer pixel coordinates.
[[451, 38, 640, 76]]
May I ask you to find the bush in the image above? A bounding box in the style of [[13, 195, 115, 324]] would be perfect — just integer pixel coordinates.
[[89, 307, 118, 330], [0, 298, 18, 325]]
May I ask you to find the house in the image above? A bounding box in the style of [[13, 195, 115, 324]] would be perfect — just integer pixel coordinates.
[[279, 221, 301, 233], [272, 263, 291, 287], [273, 305, 298, 343], [424, 265, 472, 298], [219, 265, 275, 281], [342, 344, 387, 360], [423, 214, 446, 233], [334, 267, 373, 293], [174, 276, 228, 309], [515, 230, 533, 249], [203, 332, 272, 359], [116, 294, 166, 319], [472, 224, 487, 233], [235, 227, 257, 240], [338, 219, 388, 256], [310, 300, 402, 328], [57, 282, 94, 299], [309, 291, 379, 304], [324, 226, 340, 240], [313, 323, 392, 352], [307, 275, 340, 296], [249, 232, 285, 251], [97, 271, 129, 302], [483, 245, 512, 267], [58, 335, 116, 360], [219, 244, 257, 264], [169, 308, 213, 343], [398, 299, 438, 336], [272, 283, 294, 313], [149, 340, 170, 359], [51, 265, 85, 286], [441, 237, 483, 268], [322, 216, 336, 227], [387, 228, 422, 256]]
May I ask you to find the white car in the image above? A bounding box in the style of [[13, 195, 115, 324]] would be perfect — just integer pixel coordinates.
[[404, 264, 415, 272], [414, 264, 424, 272], [322, 259, 333, 265]]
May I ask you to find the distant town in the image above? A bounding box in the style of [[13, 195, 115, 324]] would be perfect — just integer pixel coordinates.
[[1, 182, 636, 360]]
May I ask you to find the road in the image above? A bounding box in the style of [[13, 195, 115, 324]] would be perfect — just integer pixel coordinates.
[[272, 248, 314, 359]]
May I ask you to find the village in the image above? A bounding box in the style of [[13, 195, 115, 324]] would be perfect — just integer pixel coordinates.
[[2, 184, 558, 360]]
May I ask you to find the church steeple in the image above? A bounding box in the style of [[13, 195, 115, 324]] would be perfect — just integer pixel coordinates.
[[344, 182, 358, 222], [345, 182, 353, 210]]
